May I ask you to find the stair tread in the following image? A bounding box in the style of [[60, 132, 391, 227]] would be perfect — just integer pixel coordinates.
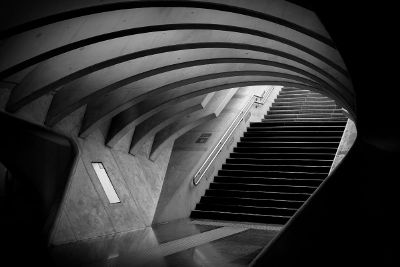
[[219, 169, 328, 175], [215, 176, 324, 184], [212, 182, 318, 188], [200, 195, 304, 203], [223, 163, 331, 168], [238, 141, 340, 144], [197, 203, 297, 211], [192, 210, 291, 219], [207, 188, 311, 195]]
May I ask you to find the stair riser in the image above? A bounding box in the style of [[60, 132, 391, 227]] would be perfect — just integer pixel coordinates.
[[191, 210, 289, 224], [247, 126, 345, 131], [200, 196, 304, 209], [278, 88, 311, 92], [205, 189, 311, 201], [233, 147, 337, 154], [214, 176, 323, 187], [237, 142, 340, 148], [230, 152, 335, 160], [250, 121, 347, 126], [269, 105, 339, 111], [226, 158, 333, 166], [272, 101, 336, 107], [240, 137, 341, 142], [274, 97, 331, 101], [268, 110, 343, 115], [264, 114, 346, 120], [210, 183, 317, 194], [244, 131, 343, 137], [277, 92, 324, 97], [221, 164, 330, 173], [262, 118, 348, 122], [218, 169, 327, 179], [195, 203, 296, 216]]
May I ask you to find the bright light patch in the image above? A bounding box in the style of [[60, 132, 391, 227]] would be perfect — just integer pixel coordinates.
[[92, 162, 120, 204]]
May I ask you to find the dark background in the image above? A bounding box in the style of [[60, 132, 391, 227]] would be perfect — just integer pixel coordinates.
[[253, 1, 399, 266]]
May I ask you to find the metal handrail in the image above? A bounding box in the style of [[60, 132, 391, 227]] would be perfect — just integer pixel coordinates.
[[193, 87, 274, 186]]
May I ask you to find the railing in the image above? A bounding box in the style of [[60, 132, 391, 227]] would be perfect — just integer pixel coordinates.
[[192, 87, 275, 186]]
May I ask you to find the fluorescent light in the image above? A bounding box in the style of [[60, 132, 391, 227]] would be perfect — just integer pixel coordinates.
[[92, 162, 120, 204]]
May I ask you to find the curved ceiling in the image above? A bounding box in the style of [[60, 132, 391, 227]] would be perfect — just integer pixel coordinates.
[[0, 0, 354, 156]]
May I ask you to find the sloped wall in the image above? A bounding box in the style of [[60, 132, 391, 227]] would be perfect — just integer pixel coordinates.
[[39, 107, 175, 245]]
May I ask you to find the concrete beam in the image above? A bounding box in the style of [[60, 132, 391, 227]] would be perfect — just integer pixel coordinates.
[[106, 93, 214, 149], [0, 1, 337, 73], [46, 54, 343, 127], [149, 88, 238, 160], [5, 29, 351, 113], [0, 1, 331, 40], [79, 71, 325, 138]]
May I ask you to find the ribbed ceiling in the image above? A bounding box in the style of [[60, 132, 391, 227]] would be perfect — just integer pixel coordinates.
[[0, 0, 354, 154]]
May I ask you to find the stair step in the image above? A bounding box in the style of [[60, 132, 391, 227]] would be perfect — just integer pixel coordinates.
[[214, 176, 324, 187], [247, 125, 345, 131], [218, 169, 327, 179], [276, 96, 327, 101], [230, 152, 335, 160], [274, 96, 330, 101], [233, 146, 337, 154], [243, 132, 344, 138], [199, 196, 304, 209], [248, 125, 345, 130], [268, 109, 343, 115], [226, 157, 333, 166], [278, 91, 323, 96], [190, 86, 346, 226], [195, 203, 297, 217], [264, 114, 346, 119], [272, 101, 336, 107], [237, 141, 340, 148], [279, 88, 311, 93], [210, 182, 317, 194], [250, 121, 347, 127], [191, 210, 290, 225], [262, 117, 348, 122], [269, 105, 339, 110], [205, 189, 311, 201], [240, 136, 341, 142], [221, 163, 330, 173]]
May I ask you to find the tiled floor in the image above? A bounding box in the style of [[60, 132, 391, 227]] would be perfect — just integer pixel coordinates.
[[50, 219, 280, 267]]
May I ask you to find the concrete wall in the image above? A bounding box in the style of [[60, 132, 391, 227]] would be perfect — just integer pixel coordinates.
[[330, 119, 357, 173], [152, 86, 281, 224], [38, 106, 174, 245], [1, 83, 281, 244]]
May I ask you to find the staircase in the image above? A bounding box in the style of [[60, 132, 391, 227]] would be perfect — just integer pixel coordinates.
[[191, 87, 348, 225]]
